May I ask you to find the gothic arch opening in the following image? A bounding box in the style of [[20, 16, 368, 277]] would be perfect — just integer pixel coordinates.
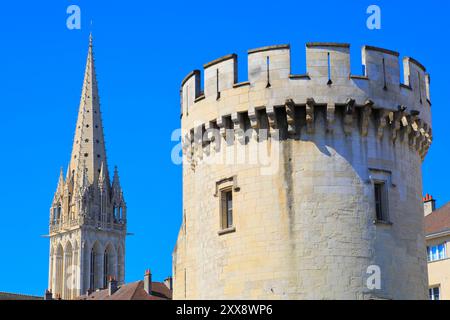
[[55, 244, 64, 299], [49, 246, 54, 293], [117, 245, 124, 285], [63, 241, 73, 299], [89, 241, 103, 291], [103, 243, 117, 287], [72, 240, 79, 299]]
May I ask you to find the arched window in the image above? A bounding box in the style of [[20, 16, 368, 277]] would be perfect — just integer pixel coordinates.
[[63, 242, 73, 299], [117, 246, 124, 284], [113, 204, 120, 223], [90, 248, 95, 290], [56, 205, 62, 224], [52, 207, 57, 225], [55, 244, 64, 298], [103, 250, 109, 288]]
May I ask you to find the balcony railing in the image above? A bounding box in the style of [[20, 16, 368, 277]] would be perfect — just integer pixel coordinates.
[[49, 218, 125, 233]]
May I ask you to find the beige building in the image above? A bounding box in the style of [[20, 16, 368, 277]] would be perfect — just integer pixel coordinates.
[[425, 195, 450, 300], [173, 43, 433, 299], [47, 35, 127, 299]]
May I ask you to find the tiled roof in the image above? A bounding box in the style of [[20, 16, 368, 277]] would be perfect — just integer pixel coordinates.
[[425, 202, 450, 235], [78, 281, 172, 300], [0, 292, 43, 300]]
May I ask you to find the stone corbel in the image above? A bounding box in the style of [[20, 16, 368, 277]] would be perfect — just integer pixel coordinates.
[[205, 121, 219, 153], [417, 122, 428, 155], [266, 105, 278, 136], [400, 115, 411, 142], [306, 98, 315, 134], [182, 132, 190, 156], [425, 127, 433, 150], [408, 112, 420, 147], [361, 99, 373, 137], [248, 108, 259, 130], [413, 119, 425, 151], [216, 116, 228, 140], [285, 99, 296, 135], [392, 106, 406, 142], [326, 102, 335, 133], [409, 129, 419, 148], [231, 112, 245, 145], [184, 131, 194, 162], [344, 98, 355, 135], [377, 109, 389, 139], [194, 125, 204, 161], [247, 108, 259, 142]]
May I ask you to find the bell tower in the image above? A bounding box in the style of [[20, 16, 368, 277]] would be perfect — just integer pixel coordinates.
[[47, 35, 127, 300]]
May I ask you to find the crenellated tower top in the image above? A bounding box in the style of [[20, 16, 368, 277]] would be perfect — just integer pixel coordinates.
[[180, 42, 432, 160]]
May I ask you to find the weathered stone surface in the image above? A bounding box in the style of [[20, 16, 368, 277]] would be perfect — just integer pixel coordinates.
[[174, 43, 432, 300]]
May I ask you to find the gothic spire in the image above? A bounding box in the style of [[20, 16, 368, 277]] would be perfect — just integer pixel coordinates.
[[57, 167, 64, 191], [69, 35, 109, 189], [53, 167, 65, 203], [112, 166, 121, 190], [98, 161, 109, 190]]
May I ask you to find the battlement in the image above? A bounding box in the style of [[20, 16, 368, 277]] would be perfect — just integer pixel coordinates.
[[179, 43, 433, 163], [180, 43, 431, 126]]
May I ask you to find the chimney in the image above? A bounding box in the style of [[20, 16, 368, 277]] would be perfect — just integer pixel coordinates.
[[423, 194, 436, 216], [164, 276, 173, 291], [44, 290, 53, 300], [144, 269, 152, 295], [108, 276, 118, 296]]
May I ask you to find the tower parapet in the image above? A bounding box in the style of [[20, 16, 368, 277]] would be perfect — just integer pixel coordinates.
[[180, 43, 431, 160], [174, 43, 432, 300]]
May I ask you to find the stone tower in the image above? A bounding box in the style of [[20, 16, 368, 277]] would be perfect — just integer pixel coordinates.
[[48, 35, 127, 300], [173, 43, 432, 300]]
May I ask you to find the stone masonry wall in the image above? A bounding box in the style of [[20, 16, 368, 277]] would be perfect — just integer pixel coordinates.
[[173, 43, 431, 300]]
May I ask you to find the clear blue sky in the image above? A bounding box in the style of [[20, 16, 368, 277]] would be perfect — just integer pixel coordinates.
[[0, 0, 448, 296]]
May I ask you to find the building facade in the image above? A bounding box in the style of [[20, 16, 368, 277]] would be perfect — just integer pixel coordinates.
[[424, 195, 450, 300], [173, 43, 433, 299], [47, 35, 127, 300]]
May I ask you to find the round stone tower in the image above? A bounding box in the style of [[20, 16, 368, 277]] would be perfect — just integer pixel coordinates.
[[173, 43, 432, 300]]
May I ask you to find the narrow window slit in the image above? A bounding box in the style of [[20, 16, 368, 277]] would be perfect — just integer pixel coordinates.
[[418, 71, 423, 104], [266, 56, 271, 88], [374, 181, 389, 222], [216, 69, 221, 100], [327, 52, 332, 85]]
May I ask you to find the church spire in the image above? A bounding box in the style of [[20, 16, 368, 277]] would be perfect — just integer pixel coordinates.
[[69, 35, 109, 189], [48, 35, 127, 299]]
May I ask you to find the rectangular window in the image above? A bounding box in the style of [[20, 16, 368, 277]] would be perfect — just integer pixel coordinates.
[[429, 287, 440, 300], [374, 181, 388, 222], [427, 244, 446, 262], [221, 189, 233, 229]]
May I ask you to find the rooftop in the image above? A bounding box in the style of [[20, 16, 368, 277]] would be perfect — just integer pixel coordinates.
[[425, 201, 450, 236], [77, 280, 172, 300], [0, 292, 43, 300]]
